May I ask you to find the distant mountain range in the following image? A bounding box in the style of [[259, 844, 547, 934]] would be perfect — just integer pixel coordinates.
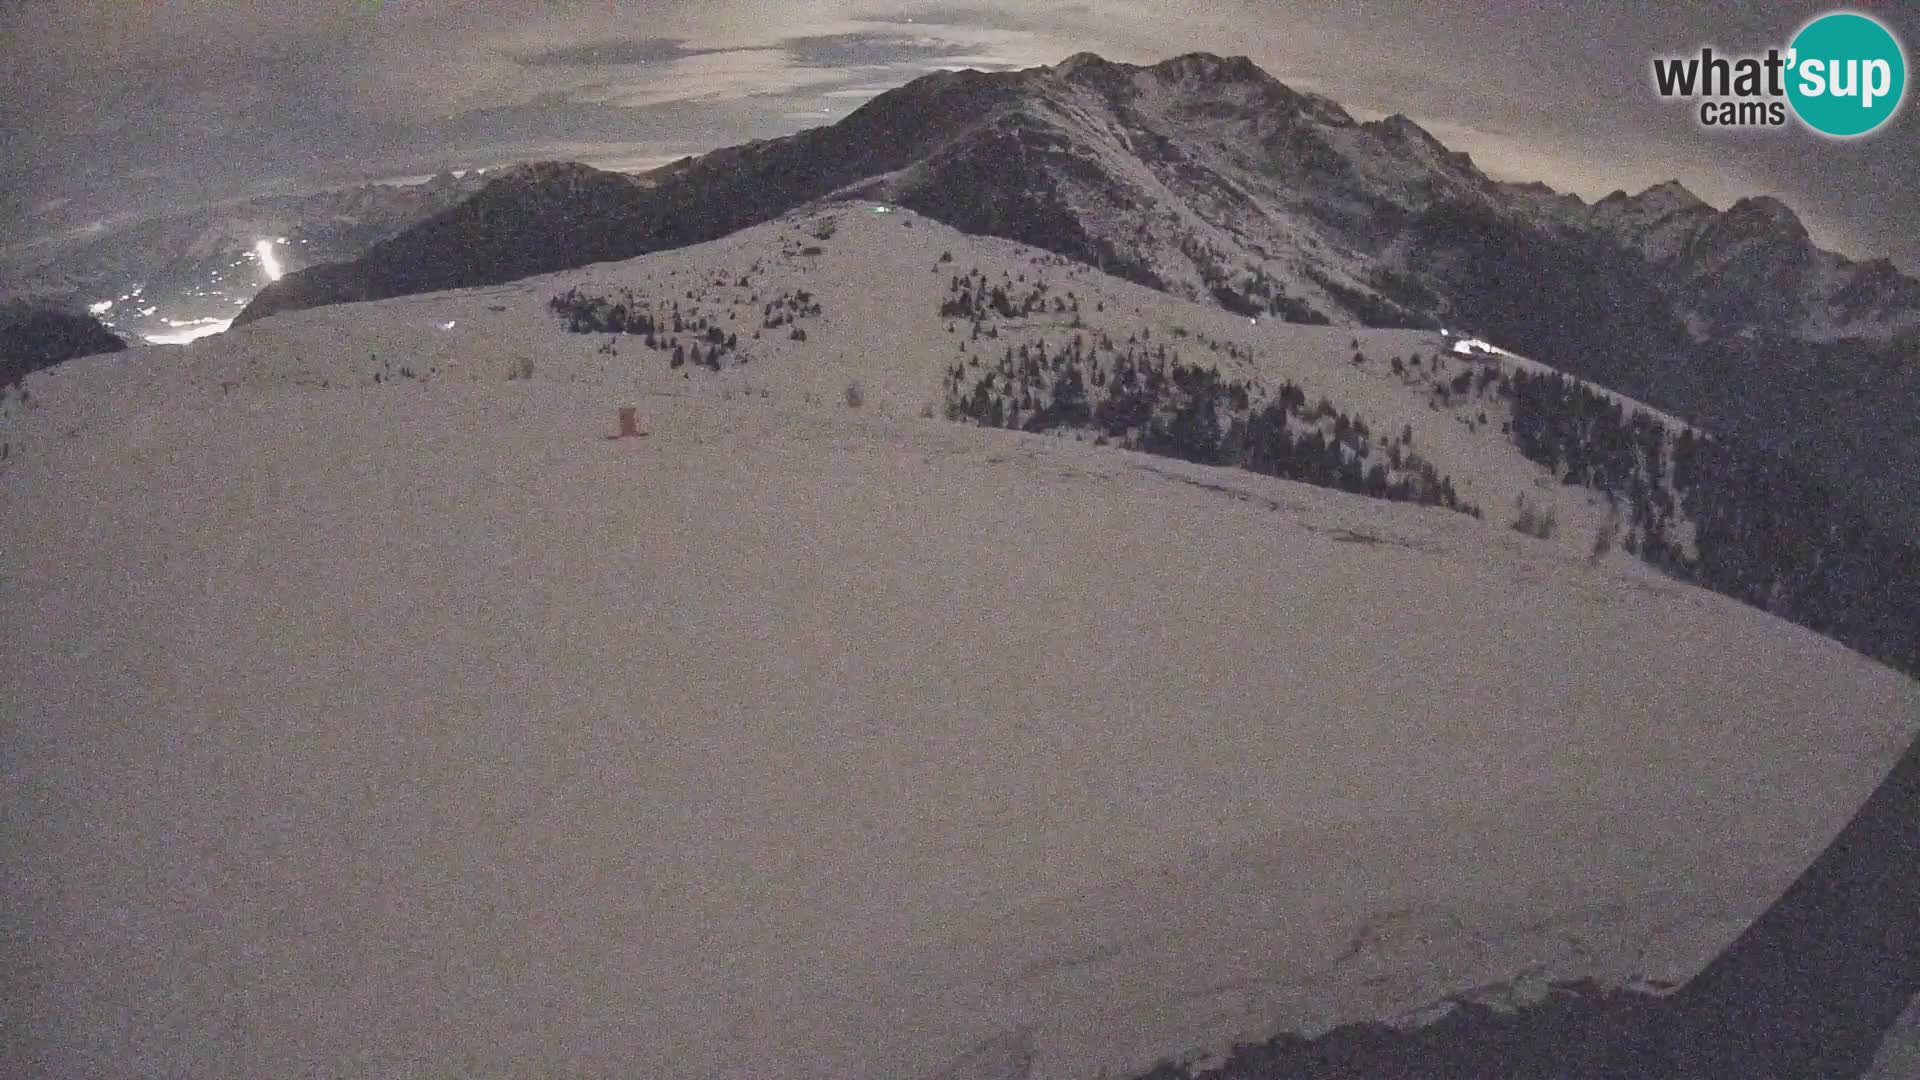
[[221, 52, 1920, 535], [2, 172, 486, 343]]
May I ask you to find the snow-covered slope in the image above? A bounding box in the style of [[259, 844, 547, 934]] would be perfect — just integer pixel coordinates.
[[207, 206, 1696, 565], [5, 205, 1918, 1079]]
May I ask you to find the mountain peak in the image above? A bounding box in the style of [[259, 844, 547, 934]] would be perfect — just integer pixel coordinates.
[[1370, 112, 1449, 149], [1055, 51, 1112, 76], [1581, 181, 1713, 248], [1731, 194, 1798, 218], [493, 160, 621, 188], [1723, 195, 1809, 239], [1151, 52, 1268, 85], [1051, 50, 1353, 128], [1636, 180, 1706, 210]]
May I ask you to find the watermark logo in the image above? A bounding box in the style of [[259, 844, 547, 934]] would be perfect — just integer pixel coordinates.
[[1652, 10, 1907, 138], [1788, 12, 1906, 135]]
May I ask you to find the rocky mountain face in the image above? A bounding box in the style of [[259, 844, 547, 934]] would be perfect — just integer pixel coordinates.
[[229, 51, 1920, 532], [238, 52, 1920, 342], [236, 53, 1501, 327], [1508, 179, 1920, 341]]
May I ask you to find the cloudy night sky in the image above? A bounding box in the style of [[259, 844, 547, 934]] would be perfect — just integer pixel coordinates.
[[3, 0, 1916, 272]]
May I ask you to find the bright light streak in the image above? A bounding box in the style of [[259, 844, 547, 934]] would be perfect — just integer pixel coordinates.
[[255, 239, 283, 281], [145, 319, 231, 345]]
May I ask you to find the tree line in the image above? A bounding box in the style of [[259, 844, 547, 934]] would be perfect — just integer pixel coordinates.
[[1505, 367, 1920, 678], [944, 329, 1478, 517]]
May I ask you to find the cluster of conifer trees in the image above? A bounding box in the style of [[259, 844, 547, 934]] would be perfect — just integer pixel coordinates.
[[1504, 367, 1920, 677], [943, 329, 1476, 516], [549, 285, 822, 370]]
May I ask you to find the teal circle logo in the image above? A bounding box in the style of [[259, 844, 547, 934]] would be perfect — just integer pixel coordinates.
[[1787, 12, 1907, 137]]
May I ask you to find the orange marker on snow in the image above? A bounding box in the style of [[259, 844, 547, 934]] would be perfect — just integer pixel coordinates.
[[607, 406, 647, 439]]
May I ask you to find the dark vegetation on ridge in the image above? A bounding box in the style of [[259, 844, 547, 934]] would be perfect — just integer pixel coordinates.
[[539, 252, 1920, 683], [1407, 199, 1920, 540], [1505, 367, 1920, 679], [934, 268, 1478, 516]]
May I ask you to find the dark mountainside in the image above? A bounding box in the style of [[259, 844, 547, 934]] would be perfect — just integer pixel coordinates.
[[0, 302, 125, 386], [232, 68, 1036, 324]]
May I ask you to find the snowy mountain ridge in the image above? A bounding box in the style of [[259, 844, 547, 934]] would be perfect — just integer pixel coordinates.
[[30, 204, 1679, 567], [235, 51, 1920, 347], [7, 199, 1919, 1079], [22, 201, 1920, 675], [217, 52, 1920, 543]]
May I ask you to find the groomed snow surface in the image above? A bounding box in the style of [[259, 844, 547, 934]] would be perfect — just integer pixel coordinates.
[[5, 207, 1918, 1079]]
